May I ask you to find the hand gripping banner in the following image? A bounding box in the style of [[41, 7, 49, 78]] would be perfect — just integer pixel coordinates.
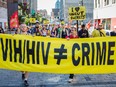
[[0, 34, 116, 74]]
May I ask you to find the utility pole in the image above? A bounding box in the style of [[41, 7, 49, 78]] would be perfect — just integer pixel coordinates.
[[77, 0, 83, 34], [81, 0, 83, 25], [82, 0, 83, 6]]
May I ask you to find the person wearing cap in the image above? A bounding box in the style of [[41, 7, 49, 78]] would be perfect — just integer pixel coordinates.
[[110, 26, 116, 36]]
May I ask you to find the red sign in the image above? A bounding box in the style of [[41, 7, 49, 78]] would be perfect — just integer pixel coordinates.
[[10, 11, 19, 29]]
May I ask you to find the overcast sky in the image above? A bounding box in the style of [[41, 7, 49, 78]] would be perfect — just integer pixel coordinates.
[[37, 0, 56, 15]]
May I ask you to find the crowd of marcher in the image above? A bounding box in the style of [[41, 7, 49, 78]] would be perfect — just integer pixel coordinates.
[[0, 22, 116, 86]]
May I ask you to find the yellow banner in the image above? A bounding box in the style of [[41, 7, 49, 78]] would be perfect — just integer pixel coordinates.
[[68, 6, 86, 20], [0, 34, 116, 74]]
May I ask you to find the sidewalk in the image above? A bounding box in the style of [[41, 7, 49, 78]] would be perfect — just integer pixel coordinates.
[[0, 69, 116, 87]]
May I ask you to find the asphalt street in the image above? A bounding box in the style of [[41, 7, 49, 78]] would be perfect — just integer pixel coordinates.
[[0, 69, 116, 87]]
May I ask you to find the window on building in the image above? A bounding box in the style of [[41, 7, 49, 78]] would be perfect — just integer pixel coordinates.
[[95, 0, 97, 8], [107, 0, 109, 5], [98, 0, 100, 8], [112, 0, 116, 4], [104, 0, 106, 6], [104, 0, 109, 6]]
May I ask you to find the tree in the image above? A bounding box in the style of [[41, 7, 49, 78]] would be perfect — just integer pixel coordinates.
[[18, 2, 30, 24]]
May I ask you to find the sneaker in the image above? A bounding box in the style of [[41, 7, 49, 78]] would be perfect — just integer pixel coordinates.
[[24, 80, 29, 86], [22, 74, 25, 80], [68, 77, 77, 83], [68, 78, 73, 83]]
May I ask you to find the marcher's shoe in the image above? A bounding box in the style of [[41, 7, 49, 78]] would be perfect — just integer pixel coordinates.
[[68, 78, 74, 83], [24, 80, 29, 86], [22, 74, 25, 80], [68, 77, 77, 83]]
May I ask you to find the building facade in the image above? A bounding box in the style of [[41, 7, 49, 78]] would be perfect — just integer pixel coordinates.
[[37, 9, 48, 18], [94, 0, 116, 30], [59, 0, 94, 24], [50, 0, 60, 24], [29, 0, 37, 14], [83, 0, 94, 24], [0, 0, 7, 29], [55, 0, 60, 9], [50, 8, 60, 24], [63, 0, 79, 23], [59, 0, 64, 20], [18, 0, 38, 14], [52, 8, 59, 19]]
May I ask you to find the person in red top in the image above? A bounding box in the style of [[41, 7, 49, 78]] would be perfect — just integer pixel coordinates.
[[66, 27, 78, 39], [66, 27, 78, 83]]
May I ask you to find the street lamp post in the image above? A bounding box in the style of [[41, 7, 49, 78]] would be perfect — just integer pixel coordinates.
[[79, 0, 84, 25], [81, 0, 83, 6], [77, 0, 83, 33], [79, 0, 83, 6], [81, 0, 83, 25]]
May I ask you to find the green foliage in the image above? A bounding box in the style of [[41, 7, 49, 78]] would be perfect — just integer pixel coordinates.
[[18, 2, 30, 24], [18, 15, 25, 24], [18, 2, 49, 25]]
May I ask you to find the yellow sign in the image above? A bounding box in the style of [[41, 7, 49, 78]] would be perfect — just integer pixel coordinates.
[[68, 6, 86, 20], [30, 18, 36, 23], [43, 20, 49, 25], [0, 34, 116, 74], [39, 17, 42, 22], [60, 21, 65, 25]]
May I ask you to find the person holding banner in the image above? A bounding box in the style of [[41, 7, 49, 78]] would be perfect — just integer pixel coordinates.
[[111, 26, 116, 36], [92, 24, 106, 37], [50, 26, 57, 37], [32, 22, 42, 36], [41, 26, 47, 37], [78, 24, 89, 38], [61, 25, 68, 38], [66, 27, 78, 83], [0, 26, 4, 34], [20, 24, 29, 86]]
